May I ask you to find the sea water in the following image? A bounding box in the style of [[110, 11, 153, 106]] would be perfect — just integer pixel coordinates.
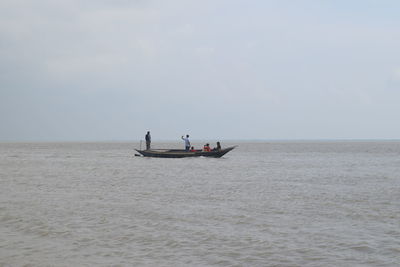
[[1, 141, 399, 266]]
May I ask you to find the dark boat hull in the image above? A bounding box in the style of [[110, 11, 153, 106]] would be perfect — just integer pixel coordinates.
[[135, 146, 236, 158]]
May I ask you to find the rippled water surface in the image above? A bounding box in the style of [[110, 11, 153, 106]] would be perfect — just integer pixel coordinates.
[[1, 141, 400, 266]]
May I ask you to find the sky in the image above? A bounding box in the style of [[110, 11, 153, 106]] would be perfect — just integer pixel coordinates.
[[1, 0, 400, 141]]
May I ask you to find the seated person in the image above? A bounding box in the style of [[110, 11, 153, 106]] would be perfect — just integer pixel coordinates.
[[213, 141, 222, 151], [190, 146, 196, 152], [203, 143, 211, 152]]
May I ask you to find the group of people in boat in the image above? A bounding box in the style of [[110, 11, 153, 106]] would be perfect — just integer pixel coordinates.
[[145, 131, 222, 152], [189, 141, 221, 152], [182, 134, 222, 152]]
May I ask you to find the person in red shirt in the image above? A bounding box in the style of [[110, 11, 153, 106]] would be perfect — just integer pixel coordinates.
[[203, 143, 211, 152]]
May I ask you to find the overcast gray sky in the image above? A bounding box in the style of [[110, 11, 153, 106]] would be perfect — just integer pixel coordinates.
[[1, 0, 400, 141]]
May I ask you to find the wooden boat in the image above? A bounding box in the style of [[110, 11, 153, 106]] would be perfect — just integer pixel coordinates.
[[135, 146, 236, 158]]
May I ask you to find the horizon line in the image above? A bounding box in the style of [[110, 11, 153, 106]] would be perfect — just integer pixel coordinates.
[[1, 138, 400, 143]]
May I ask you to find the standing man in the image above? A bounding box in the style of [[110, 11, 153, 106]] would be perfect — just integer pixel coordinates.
[[181, 134, 190, 151], [145, 131, 151, 150]]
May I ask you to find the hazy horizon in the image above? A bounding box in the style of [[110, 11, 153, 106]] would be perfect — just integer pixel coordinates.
[[1, 138, 400, 144], [2, 0, 400, 141]]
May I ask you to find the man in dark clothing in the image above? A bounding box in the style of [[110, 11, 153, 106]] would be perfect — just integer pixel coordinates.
[[145, 131, 151, 150]]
